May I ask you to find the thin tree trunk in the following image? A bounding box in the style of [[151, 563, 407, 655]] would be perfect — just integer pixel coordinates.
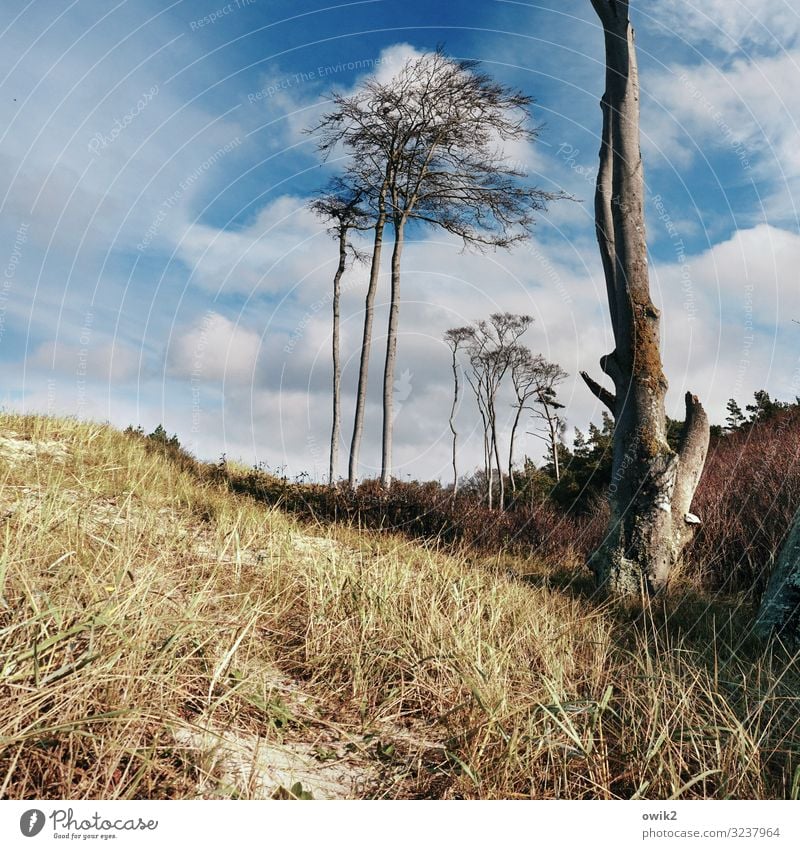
[[755, 509, 800, 648], [508, 403, 525, 494], [449, 348, 460, 497], [549, 414, 561, 483], [539, 401, 561, 483], [329, 224, 349, 486], [582, 0, 709, 594], [484, 423, 493, 510], [348, 185, 387, 488], [468, 373, 492, 509], [380, 214, 405, 488], [489, 399, 504, 511]]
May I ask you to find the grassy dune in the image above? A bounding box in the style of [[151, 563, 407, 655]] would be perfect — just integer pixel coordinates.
[[0, 413, 798, 799]]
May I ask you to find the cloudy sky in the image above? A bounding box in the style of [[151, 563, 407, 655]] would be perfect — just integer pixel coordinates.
[[2, 0, 799, 482]]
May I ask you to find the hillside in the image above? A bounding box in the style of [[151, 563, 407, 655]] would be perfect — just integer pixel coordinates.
[[0, 413, 798, 800]]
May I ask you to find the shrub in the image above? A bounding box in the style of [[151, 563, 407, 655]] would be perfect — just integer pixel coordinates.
[[221, 469, 603, 568], [687, 406, 800, 593]]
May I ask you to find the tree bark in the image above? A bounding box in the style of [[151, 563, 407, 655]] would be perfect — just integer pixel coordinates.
[[755, 510, 800, 648], [489, 397, 505, 511], [585, 0, 710, 595], [449, 347, 460, 497], [380, 214, 405, 488], [548, 412, 561, 483], [508, 403, 524, 494], [348, 184, 387, 488], [483, 414, 493, 510], [329, 224, 349, 486]]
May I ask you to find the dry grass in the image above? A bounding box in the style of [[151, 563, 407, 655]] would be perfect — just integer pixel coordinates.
[[0, 413, 798, 799]]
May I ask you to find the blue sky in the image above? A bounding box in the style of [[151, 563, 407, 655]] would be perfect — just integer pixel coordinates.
[[2, 0, 800, 481]]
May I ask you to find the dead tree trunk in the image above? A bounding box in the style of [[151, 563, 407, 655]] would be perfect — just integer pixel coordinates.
[[444, 328, 471, 498], [755, 510, 800, 648], [449, 348, 460, 497], [582, 0, 709, 595]]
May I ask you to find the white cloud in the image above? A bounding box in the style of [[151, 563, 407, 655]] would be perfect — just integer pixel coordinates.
[[640, 0, 800, 54], [206, 221, 800, 480], [18, 213, 800, 483], [29, 340, 142, 383], [6, 5, 800, 485], [167, 311, 262, 383], [175, 195, 343, 297], [642, 46, 800, 225], [0, 30, 246, 259], [652, 223, 800, 419]]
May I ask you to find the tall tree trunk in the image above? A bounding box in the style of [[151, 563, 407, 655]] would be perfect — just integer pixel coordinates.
[[582, 0, 709, 595], [508, 403, 525, 494], [489, 399, 504, 511], [348, 186, 387, 488], [549, 414, 561, 483], [755, 510, 800, 648], [380, 214, 405, 488], [540, 403, 561, 483], [484, 423, 493, 510], [329, 224, 349, 486], [449, 348, 460, 497]]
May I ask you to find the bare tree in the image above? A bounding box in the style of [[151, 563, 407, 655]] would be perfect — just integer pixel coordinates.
[[310, 109, 392, 488], [463, 314, 532, 509], [464, 343, 494, 507], [311, 50, 561, 488], [508, 347, 539, 492], [580, 0, 710, 595], [310, 183, 367, 486], [526, 359, 568, 483], [444, 327, 472, 496]]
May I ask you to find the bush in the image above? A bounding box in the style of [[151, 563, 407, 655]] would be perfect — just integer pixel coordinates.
[[687, 406, 800, 593], [222, 470, 600, 567], [124, 424, 201, 475], [131, 397, 800, 596]]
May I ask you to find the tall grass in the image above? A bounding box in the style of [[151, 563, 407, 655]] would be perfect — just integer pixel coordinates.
[[0, 414, 798, 799], [231, 406, 800, 599]]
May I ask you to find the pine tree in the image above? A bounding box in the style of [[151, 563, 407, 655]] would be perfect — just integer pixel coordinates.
[[725, 398, 745, 431]]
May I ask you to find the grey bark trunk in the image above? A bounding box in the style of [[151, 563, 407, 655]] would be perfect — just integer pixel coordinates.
[[508, 404, 524, 494], [449, 349, 460, 497], [584, 0, 710, 595], [549, 415, 561, 483], [348, 187, 387, 488], [484, 425, 493, 510], [380, 215, 405, 488], [329, 225, 349, 486], [755, 510, 800, 648], [489, 399, 504, 511]]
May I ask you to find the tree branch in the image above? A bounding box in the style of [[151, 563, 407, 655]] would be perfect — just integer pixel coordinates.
[[596, 95, 618, 336], [580, 370, 616, 413]]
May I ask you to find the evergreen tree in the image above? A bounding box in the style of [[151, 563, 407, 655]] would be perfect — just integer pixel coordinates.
[[746, 390, 785, 423], [725, 398, 745, 431]]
